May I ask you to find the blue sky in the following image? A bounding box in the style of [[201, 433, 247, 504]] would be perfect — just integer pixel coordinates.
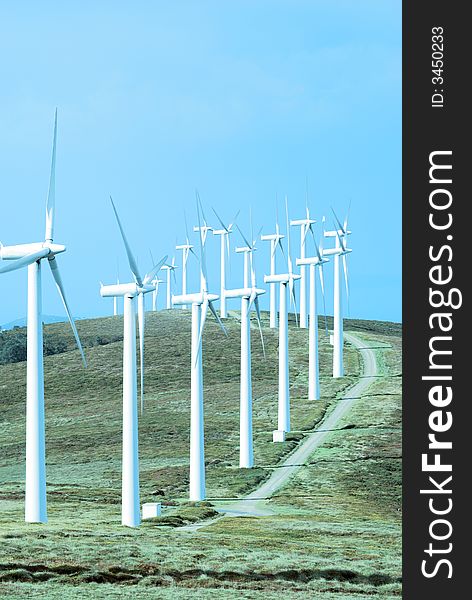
[[0, 1, 401, 325]]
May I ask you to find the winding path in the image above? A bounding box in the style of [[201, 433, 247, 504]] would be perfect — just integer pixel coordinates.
[[181, 332, 379, 529]]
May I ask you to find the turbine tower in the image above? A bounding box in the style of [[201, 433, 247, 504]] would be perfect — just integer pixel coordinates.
[[0, 110, 86, 524], [225, 224, 265, 468], [323, 209, 351, 378], [100, 198, 166, 526], [264, 200, 300, 442], [296, 232, 329, 400], [212, 209, 239, 319], [260, 216, 284, 328], [172, 197, 226, 501], [290, 207, 316, 329]]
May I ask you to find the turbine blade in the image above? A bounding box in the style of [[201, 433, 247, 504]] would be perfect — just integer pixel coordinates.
[[289, 278, 298, 327], [235, 223, 252, 251], [209, 299, 227, 336], [226, 232, 230, 261], [184, 209, 191, 244], [45, 109, 57, 242], [247, 289, 256, 314], [331, 207, 345, 236], [0, 249, 49, 274], [254, 226, 263, 249], [196, 190, 209, 227], [143, 254, 168, 285], [309, 227, 323, 263], [344, 199, 351, 233], [342, 254, 350, 316], [250, 253, 256, 288], [196, 192, 208, 290], [47, 256, 86, 366], [285, 196, 293, 274], [212, 207, 228, 232], [319, 265, 328, 336], [110, 196, 143, 287], [228, 209, 240, 230], [334, 224, 347, 252], [195, 298, 209, 366], [254, 295, 266, 359]]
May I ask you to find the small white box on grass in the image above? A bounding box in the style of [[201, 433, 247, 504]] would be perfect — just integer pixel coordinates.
[[330, 334, 334, 346], [142, 502, 162, 519], [273, 430, 286, 443]]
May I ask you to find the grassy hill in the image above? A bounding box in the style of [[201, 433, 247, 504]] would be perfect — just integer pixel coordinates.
[[0, 310, 401, 598]]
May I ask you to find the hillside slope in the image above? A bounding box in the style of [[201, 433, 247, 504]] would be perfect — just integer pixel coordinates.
[[0, 311, 401, 598]]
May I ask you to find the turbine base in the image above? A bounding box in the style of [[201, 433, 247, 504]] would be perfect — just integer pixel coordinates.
[[272, 430, 286, 443], [142, 502, 162, 519]]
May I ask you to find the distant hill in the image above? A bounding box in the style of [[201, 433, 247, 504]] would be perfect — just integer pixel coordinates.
[[0, 315, 68, 331]]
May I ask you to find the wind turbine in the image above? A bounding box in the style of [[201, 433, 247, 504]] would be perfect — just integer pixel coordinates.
[[212, 209, 239, 319], [291, 206, 316, 329], [323, 208, 352, 378], [0, 110, 86, 524], [172, 197, 227, 501], [100, 198, 166, 527], [162, 257, 177, 310], [296, 230, 329, 400], [260, 210, 285, 328], [225, 224, 265, 468], [264, 199, 300, 442]]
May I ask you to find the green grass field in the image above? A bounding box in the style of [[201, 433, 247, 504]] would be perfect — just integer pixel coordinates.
[[0, 310, 401, 598]]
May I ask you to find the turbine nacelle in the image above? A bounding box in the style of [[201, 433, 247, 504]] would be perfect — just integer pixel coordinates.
[[172, 292, 219, 306], [0, 241, 66, 260], [260, 232, 285, 242], [264, 273, 301, 285], [235, 245, 255, 254], [225, 287, 266, 300], [296, 256, 330, 267], [290, 218, 316, 227], [324, 229, 352, 238], [100, 282, 155, 298], [322, 247, 352, 257]]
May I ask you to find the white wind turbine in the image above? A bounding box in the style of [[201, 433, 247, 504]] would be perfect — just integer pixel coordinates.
[[323, 208, 352, 378], [0, 110, 86, 524], [100, 199, 167, 527], [260, 211, 285, 328], [291, 206, 316, 329], [224, 222, 266, 468], [264, 199, 300, 442], [212, 209, 239, 319], [172, 197, 227, 501], [296, 229, 329, 400], [161, 257, 177, 310]]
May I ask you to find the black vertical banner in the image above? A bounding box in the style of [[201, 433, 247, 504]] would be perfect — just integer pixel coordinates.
[[403, 3, 467, 598]]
